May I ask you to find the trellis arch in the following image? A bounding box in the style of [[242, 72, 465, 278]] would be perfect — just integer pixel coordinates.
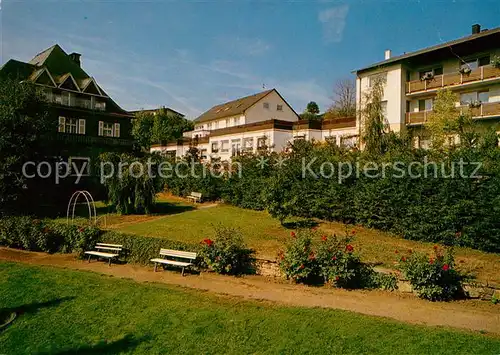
[[66, 190, 97, 225]]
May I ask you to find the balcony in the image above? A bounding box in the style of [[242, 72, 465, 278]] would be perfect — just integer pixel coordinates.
[[57, 133, 133, 147], [405, 101, 500, 125], [183, 129, 211, 138], [406, 65, 500, 94]]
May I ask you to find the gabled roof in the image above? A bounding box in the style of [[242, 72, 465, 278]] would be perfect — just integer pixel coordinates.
[[0, 59, 35, 80], [194, 89, 276, 123], [29, 44, 89, 80], [355, 26, 500, 74]]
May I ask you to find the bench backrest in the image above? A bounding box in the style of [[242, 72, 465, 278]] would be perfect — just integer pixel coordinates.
[[97, 243, 123, 248], [159, 248, 197, 260], [190, 192, 202, 198]]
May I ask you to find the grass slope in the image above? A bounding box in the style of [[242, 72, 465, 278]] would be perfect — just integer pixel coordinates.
[[1, 262, 499, 354]]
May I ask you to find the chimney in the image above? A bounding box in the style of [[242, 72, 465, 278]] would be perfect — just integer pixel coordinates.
[[384, 49, 392, 60], [472, 24, 481, 34], [69, 52, 81, 67]]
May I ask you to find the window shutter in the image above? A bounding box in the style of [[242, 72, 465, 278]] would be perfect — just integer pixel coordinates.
[[58, 117, 65, 133], [98, 121, 104, 136], [78, 119, 86, 135], [114, 123, 120, 138]]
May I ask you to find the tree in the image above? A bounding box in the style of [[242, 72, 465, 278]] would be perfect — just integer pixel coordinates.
[[0, 78, 55, 214], [306, 101, 320, 115], [426, 89, 476, 150], [324, 78, 356, 119], [132, 108, 194, 150], [360, 76, 387, 155]]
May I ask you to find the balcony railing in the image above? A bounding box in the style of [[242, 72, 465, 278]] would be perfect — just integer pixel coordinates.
[[406, 65, 500, 94], [57, 133, 133, 146], [406, 101, 500, 125]]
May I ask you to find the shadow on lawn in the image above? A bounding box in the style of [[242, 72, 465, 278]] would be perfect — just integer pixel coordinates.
[[281, 219, 319, 230], [40, 334, 150, 355], [0, 296, 76, 318], [151, 201, 195, 215]]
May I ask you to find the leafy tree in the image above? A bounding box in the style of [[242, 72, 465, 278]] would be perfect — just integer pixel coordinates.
[[426, 89, 476, 150], [306, 101, 320, 115], [132, 108, 193, 150], [0, 78, 55, 214], [324, 78, 356, 119], [360, 76, 387, 155]]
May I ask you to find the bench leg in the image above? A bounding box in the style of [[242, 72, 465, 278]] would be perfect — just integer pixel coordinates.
[[182, 267, 185, 276], [87, 254, 92, 263], [154, 263, 157, 272]]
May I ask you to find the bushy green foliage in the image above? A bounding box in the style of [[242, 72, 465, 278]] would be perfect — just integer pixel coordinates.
[[0, 78, 56, 214], [0, 216, 99, 254], [278, 230, 319, 283], [198, 226, 255, 275], [398, 246, 463, 301], [99, 152, 165, 214], [100, 230, 198, 264]]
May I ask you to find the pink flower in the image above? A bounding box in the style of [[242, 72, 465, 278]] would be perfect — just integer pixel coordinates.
[[442, 264, 450, 271], [331, 256, 337, 261]]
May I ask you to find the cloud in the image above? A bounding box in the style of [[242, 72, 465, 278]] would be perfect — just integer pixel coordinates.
[[318, 4, 349, 43]]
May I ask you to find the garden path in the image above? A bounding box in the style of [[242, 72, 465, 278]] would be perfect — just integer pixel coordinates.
[[1, 247, 499, 336]]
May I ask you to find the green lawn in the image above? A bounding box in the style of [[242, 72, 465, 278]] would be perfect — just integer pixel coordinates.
[[1, 262, 499, 354]]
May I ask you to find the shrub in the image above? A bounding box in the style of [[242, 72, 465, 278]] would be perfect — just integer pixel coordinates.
[[315, 230, 375, 288], [278, 230, 320, 283], [0, 216, 99, 254], [398, 246, 463, 301], [198, 226, 255, 275], [100, 230, 198, 265]]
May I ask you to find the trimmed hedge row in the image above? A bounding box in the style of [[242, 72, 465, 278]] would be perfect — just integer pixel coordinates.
[[99, 230, 199, 265]]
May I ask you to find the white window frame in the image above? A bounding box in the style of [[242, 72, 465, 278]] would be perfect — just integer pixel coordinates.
[[102, 122, 114, 137], [114, 123, 120, 138], [65, 117, 78, 134], [58, 116, 66, 132], [78, 119, 86, 135], [220, 140, 229, 153]]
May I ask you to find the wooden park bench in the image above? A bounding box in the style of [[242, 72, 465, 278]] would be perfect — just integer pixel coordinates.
[[84, 243, 123, 266], [186, 192, 202, 203], [150, 249, 197, 276]]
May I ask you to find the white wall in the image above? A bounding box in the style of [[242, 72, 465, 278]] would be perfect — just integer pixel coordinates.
[[245, 90, 298, 124]]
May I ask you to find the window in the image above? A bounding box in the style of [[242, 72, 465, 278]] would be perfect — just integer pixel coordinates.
[[207, 122, 212, 130], [211, 142, 219, 153], [243, 137, 254, 151], [231, 139, 241, 156], [277, 104, 283, 111], [69, 157, 90, 176], [368, 72, 387, 87], [257, 137, 267, 149], [462, 55, 491, 70], [99, 121, 119, 137], [233, 117, 239, 126], [460, 91, 488, 105], [200, 149, 208, 160], [65, 118, 78, 134], [263, 102, 270, 109], [479, 55, 491, 67], [94, 100, 106, 111], [419, 66, 443, 80], [220, 140, 229, 153], [418, 99, 433, 112], [225, 118, 231, 127], [58, 117, 85, 134], [381, 101, 388, 119]]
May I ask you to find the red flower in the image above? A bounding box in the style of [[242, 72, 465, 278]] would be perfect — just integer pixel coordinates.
[[433, 245, 439, 250], [202, 238, 214, 247], [455, 231, 462, 238], [400, 256, 407, 262], [335, 276, 340, 281], [321, 235, 328, 242], [429, 258, 434, 264], [345, 244, 354, 252], [299, 264, 305, 270], [331, 256, 337, 261], [351, 229, 356, 235], [442, 264, 450, 271], [312, 227, 318, 231], [394, 250, 399, 254], [291, 231, 296, 238], [78, 227, 84, 233], [407, 249, 413, 254]]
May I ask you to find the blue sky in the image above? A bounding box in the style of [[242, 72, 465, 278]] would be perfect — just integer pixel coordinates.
[[1, 1, 499, 118]]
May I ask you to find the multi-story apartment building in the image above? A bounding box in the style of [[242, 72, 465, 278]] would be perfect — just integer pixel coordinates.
[[355, 24, 500, 147], [151, 89, 358, 160], [1, 44, 134, 200]]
